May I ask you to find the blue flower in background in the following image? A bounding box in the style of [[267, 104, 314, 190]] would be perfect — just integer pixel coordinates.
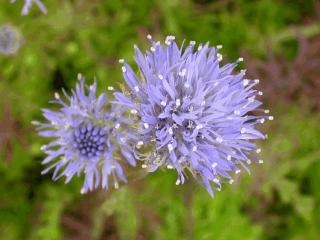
[[114, 35, 272, 196], [10, 0, 47, 15], [0, 25, 21, 55], [34, 74, 133, 193]]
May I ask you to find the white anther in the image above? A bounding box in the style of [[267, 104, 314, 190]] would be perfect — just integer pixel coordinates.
[[229, 179, 234, 184], [167, 164, 174, 169], [217, 188, 221, 191], [211, 163, 218, 168], [254, 79, 260, 84], [216, 136, 223, 143], [168, 144, 174, 152], [264, 109, 270, 114], [196, 124, 203, 130], [156, 41, 160, 45], [119, 59, 124, 63], [62, 157, 68, 164], [130, 109, 137, 114], [258, 91, 263, 96], [150, 46, 156, 52], [121, 66, 126, 73], [217, 45, 223, 49], [142, 164, 147, 169], [227, 155, 232, 161], [107, 86, 114, 91], [137, 141, 144, 146], [114, 182, 119, 189], [77, 73, 82, 80], [187, 120, 194, 128], [134, 86, 140, 92], [147, 34, 152, 40], [197, 45, 203, 51], [200, 101, 206, 106], [175, 179, 181, 185], [190, 40, 196, 45], [235, 169, 241, 174], [175, 99, 181, 107], [248, 96, 255, 102], [192, 146, 197, 152], [168, 127, 174, 135], [258, 159, 264, 164], [217, 53, 223, 61], [54, 92, 60, 99], [115, 123, 120, 129], [143, 123, 149, 129], [184, 83, 190, 88], [80, 188, 86, 194], [268, 116, 274, 121], [179, 68, 187, 77], [40, 145, 47, 151], [256, 148, 261, 153], [241, 128, 246, 134], [238, 57, 244, 62], [234, 110, 241, 115], [31, 121, 40, 125], [259, 118, 265, 124], [158, 74, 164, 80], [213, 178, 219, 183], [160, 101, 167, 106], [243, 79, 249, 86]]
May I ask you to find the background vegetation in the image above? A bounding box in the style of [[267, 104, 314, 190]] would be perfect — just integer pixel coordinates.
[[0, 0, 320, 239]]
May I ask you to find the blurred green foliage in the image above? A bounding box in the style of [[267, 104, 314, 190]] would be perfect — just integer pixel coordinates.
[[0, 0, 319, 239]]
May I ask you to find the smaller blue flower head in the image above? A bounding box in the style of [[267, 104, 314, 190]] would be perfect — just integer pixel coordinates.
[[114, 35, 272, 196], [34, 74, 132, 193], [0, 25, 21, 55]]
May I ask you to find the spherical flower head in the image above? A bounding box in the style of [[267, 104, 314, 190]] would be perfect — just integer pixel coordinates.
[[114, 36, 272, 196], [34, 74, 134, 194], [0, 25, 21, 55]]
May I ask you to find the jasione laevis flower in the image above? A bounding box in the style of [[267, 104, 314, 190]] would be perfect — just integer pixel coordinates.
[[114, 35, 273, 196], [0, 25, 21, 55], [34, 74, 136, 194]]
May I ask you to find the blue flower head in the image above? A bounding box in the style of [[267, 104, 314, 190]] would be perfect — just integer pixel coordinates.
[[34, 74, 135, 194], [114, 35, 272, 196], [0, 25, 21, 55]]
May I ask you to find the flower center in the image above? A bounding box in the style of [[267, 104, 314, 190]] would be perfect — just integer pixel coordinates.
[[72, 123, 107, 158]]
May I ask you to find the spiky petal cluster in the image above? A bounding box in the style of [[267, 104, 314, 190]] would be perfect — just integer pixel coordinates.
[[34, 74, 134, 193], [114, 36, 272, 196], [10, 0, 47, 15]]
